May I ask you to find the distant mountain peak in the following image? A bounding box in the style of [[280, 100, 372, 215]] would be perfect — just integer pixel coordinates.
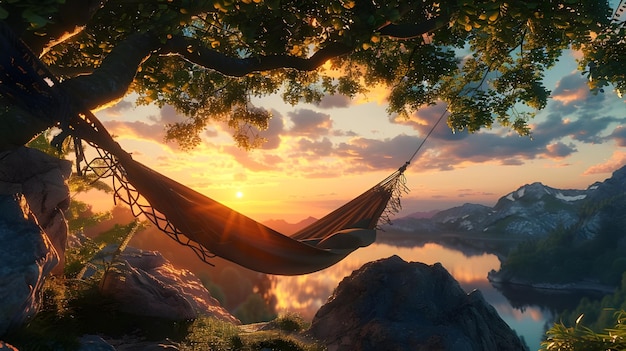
[[262, 216, 318, 235], [610, 164, 626, 184], [388, 163, 626, 238], [502, 182, 550, 202]]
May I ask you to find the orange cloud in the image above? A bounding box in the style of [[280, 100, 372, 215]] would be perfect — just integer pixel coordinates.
[[551, 73, 590, 105], [583, 151, 626, 175], [552, 86, 589, 104]]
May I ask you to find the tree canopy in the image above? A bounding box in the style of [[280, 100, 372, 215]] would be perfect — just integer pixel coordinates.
[[1, 0, 624, 151]]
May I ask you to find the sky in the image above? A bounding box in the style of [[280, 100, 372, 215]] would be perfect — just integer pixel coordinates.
[[90, 49, 626, 224]]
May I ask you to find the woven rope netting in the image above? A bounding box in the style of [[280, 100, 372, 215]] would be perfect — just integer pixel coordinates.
[[83, 141, 218, 264]]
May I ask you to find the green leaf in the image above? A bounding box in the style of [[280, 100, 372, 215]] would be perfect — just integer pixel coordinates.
[[22, 9, 50, 29]]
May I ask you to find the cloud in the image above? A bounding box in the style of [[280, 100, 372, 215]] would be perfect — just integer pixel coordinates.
[[551, 72, 591, 105], [296, 137, 334, 157], [233, 172, 247, 182], [533, 104, 621, 145], [100, 99, 133, 117], [258, 110, 285, 150], [222, 145, 277, 172], [391, 103, 468, 142], [314, 94, 352, 109], [103, 120, 165, 143], [583, 151, 626, 175], [607, 125, 626, 146], [148, 104, 184, 124], [288, 109, 333, 136], [545, 142, 577, 158], [204, 128, 219, 138], [335, 134, 425, 171], [353, 83, 390, 105], [457, 189, 497, 198]]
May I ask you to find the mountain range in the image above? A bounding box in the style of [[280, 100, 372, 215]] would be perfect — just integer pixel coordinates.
[[384, 164, 626, 239]]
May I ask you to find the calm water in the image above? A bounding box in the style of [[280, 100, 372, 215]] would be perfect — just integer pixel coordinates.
[[271, 239, 586, 351]]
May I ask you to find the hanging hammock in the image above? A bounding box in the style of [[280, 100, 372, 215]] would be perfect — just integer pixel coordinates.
[[0, 20, 425, 275]]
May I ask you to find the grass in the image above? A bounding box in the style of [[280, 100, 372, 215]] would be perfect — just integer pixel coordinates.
[[180, 313, 322, 351]]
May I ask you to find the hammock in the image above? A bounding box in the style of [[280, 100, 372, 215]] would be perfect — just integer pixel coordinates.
[[0, 21, 415, 275]]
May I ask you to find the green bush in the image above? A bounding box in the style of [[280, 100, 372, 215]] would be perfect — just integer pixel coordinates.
[[542, 311, 626, 350]]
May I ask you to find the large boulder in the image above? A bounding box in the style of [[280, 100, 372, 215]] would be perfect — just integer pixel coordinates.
[[100, 248, 240, 324], [309, 255, 527, 351], [0, 146, 71, 274], [0, 194, 59, 335]]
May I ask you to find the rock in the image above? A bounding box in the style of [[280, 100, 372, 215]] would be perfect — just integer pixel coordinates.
[[78, 335, 116, 351], [102, 336, 180, 351], [100, 248, 240, 324], [309, 255, 527, 351], [79, 334, 181, 351], [0, 146, 71, 274], [0, 194, 59, 335]]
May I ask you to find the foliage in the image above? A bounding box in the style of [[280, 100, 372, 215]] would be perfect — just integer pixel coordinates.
[[4, 0, 623, 150], [180, 317, 242, 351], [174, 316, 323, 351], [234, 293, 278, 324], [4, 277, 194, 350], [541, 310, 626, 351], [499, 231, 625, 285], [64, 220, 144, 278], [0, 0, 65, 29], [269, 312, 309, 332], [498, 193, 626, 285], [7, 277, 320, 351], [64, 199, 111, 233], [25, 131, 64, 158], [557, 273, 626, 333], [199, 273, 227, 306]]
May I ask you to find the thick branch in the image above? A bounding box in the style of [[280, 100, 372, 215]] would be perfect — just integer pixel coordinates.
[[60, 32, 160, 111], [47, 65, 96, 78], [161, 36, 354, 77]]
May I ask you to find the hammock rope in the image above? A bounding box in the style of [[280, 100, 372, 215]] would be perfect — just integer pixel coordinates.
[[0, 20, 440, 275]]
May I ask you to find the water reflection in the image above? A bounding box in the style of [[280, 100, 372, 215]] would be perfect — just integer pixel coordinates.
[[272, 241, 549, 350], [273, 242, 501, 319]]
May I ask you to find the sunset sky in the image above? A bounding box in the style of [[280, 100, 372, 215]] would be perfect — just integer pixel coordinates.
[[92, 49, 626, 224]]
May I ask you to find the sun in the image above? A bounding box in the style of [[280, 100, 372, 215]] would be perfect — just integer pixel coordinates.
[[236, 191, 244, 198]]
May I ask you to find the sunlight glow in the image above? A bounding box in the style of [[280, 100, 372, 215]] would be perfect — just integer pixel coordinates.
[[236, 191, 244, 198]]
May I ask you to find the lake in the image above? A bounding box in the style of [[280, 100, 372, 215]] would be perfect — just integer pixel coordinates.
[[271, 236, 596, 351]]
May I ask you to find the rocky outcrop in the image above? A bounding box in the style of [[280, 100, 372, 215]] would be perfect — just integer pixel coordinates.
[[309, 255, 527, 351], [0, 146, 71, 274], [100, 248, 239, 324], [0, 194, 59, 335]]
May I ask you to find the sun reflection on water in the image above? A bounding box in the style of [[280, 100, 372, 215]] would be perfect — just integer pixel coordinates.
[[272, 242, 501, 320], [271, 241, 551, 351]]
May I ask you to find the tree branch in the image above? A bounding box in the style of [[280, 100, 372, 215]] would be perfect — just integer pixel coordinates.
[[160, 36, 354, 77], [60, 32, 160, 110]]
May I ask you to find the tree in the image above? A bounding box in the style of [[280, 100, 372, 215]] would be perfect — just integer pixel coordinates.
[[0, 0, 623, 152]]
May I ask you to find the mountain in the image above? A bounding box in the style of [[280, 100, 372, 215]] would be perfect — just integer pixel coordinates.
[[403, 209, 440, 219], [262, 216, 317, 235], [386, 164, 626, 239]]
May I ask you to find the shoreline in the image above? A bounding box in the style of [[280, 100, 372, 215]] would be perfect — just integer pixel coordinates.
[[487, 273, 617, 295]]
